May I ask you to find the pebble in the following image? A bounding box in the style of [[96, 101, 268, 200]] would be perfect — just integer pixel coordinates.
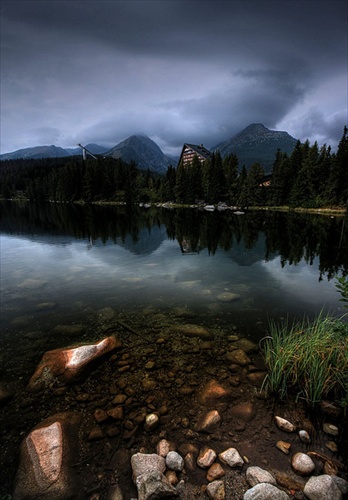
[[197, 446, 217, 468], [218, 448, 244, 468], [274, 416, 296, 432], [323, 423, 339, 436], [207, 463, 225, 482], [165, 451, 184, 472], [144, 413, 159, 431], [298, 430, 311, 443], [276, 441, 291, 454], [206, 479, 226, 499], [291, 452, 315, 476]]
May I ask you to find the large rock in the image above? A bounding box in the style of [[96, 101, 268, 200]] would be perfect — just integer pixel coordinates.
[[13, 413, 82, 500], [131, 453, 178, 499], [27, 336, 122, 392], [227, 402, 256, 422], [303, 475, 345, 500], [243, 483, 289, 499]]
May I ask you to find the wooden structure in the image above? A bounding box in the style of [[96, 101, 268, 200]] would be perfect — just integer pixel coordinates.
[[178, 143, 213, 166]]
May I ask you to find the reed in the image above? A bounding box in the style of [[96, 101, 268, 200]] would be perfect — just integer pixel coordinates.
[[260, 311, 348, 407]]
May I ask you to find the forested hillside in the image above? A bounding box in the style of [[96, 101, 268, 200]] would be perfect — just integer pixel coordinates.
[[1, 127, 347, 209]]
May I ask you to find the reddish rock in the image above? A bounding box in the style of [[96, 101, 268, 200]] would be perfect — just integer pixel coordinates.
[[207, 463, 225, 482], [27, 336, 122, 392], [13, 413, 82, 499], [197, 379, 233, 406]]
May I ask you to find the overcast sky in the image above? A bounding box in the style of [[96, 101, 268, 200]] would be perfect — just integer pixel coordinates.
[[1, 0, 347, 156]]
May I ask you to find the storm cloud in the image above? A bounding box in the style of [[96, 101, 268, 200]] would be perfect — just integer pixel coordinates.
[[1, 0, 347, 155]]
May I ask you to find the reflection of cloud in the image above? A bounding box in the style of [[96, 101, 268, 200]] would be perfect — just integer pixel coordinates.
[[260, 256, 337, 307]]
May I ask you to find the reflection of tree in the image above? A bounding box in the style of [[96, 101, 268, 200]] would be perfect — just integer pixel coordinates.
[[1, 201, 347, 278]]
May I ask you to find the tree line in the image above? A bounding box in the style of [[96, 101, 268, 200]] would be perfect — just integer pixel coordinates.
[[0, 126, 347, 208]]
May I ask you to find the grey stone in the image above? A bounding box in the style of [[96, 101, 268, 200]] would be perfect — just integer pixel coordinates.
[[135, 471, 179, 499], [243, 483, 290, 499], [218, 448, 244, 468], [304, 475, 343, 500], [291, 452, 315, 476], [131, 453, 166, 481], [246, 466, 277, 487], [206, 479, 226, 499], [165, 451, 184, 472]]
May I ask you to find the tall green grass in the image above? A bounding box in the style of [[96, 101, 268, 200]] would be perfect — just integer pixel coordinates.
[[260, 312, 348, 407]]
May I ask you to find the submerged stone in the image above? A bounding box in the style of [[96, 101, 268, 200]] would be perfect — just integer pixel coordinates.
[[13, 412, 82, 500], [27, 336, 122, 392]]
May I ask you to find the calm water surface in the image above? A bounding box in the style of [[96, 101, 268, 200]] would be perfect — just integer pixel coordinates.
[[1, 201, 347, 380]]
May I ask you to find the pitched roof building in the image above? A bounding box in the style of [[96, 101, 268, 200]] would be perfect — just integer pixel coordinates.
[[178, 143, 213, 166]]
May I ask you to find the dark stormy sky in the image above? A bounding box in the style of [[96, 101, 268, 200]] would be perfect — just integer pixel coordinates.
[[1, 0, 347, 156]]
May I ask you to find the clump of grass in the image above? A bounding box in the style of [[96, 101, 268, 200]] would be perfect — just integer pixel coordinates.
[[260, 311, 348, 407]]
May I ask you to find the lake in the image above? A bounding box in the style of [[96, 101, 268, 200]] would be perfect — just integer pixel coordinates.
[[1, 202, 347, 358], [0, 201, 347, 496]]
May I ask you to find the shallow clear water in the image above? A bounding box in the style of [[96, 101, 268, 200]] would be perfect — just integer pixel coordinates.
[[1, 201, 347, 379]]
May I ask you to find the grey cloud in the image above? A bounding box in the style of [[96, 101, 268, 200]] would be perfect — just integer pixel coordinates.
[[1, 0, 347, 154]]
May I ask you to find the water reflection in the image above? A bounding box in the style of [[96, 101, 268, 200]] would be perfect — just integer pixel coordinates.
[[1, 201, 347, 276]]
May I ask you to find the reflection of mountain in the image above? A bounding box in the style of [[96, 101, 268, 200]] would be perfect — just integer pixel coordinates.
[[108, 226, 167, 255], [0, 202, 347, 278], [227, 233, 277, 266]]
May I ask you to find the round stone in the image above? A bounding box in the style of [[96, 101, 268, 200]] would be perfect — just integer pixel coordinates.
[[291, 452, 315, 476]]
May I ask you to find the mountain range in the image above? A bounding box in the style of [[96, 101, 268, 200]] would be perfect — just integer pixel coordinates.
[[0, 124, 298, 172]]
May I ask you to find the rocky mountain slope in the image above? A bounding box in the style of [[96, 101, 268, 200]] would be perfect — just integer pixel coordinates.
[[0, 145, 72, 161], [103, 135, 175, 173], [212, 123, 298, 170]]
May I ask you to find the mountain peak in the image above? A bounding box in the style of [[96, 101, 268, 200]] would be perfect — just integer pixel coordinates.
[[212, 123, 297, 169]]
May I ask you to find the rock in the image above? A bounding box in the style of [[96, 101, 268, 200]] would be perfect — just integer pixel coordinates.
[[246, 372, 267, 387], [18, 278, 46, 289], [135, 471, 179, 499], [94, 408, 108, 423], [218, 448, 244, 468], [166, 451, 184, 472], [233, 339, 258, 353], [217, 292, 240, 302], [156, 439, 176, 457], [274, 416, 296, 432], [206, 479, 226, 499], [197, 379, 232, 406], [144, 413, 159, 432], [246, 466, 277, 487], [207, 463, 225, 482], [168, 323, 213, 339], [227, 402, 256, 422], [184, 452, 196, 473], [27, 336, 122, 392], [98, 307, 116, 321], [323, 423, 339, 436], [243, 483, 290, 499], [225, 349, 251, 366], [197, 446, 217, 468], [303, 475, 343, 500], [325, 441, 338, 453], [333, 476, 348, 495], [13, 412, 82, 500], [107, 406, 124, 421], [276, 441, 291, 454], [298, 430, 311, 444], [195, 410, 221, 432], [131, 453, 166, 481], [291, 452, 315, 476], [50, 324, 85, 337]]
